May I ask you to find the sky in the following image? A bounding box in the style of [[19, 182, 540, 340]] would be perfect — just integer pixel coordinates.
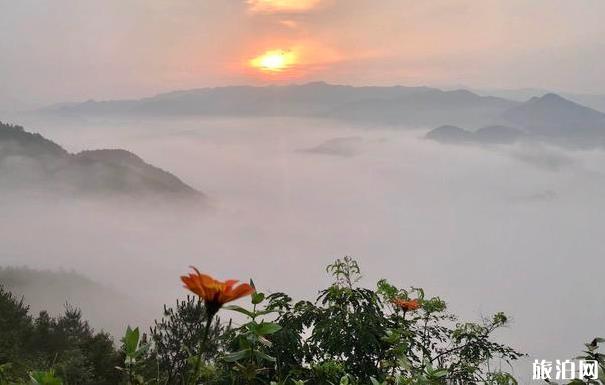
[[1, 0, 605, 109]]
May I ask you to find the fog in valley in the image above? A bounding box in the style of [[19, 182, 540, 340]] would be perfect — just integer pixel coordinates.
[[2, 113, 605, 380]]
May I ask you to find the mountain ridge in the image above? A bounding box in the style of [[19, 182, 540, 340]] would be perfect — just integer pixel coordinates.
[[501, 93, 605, 146], [426, 93, 605, 148], [39, 83, 605, 148], [0, 266, 151, 336], [0, 121, 203, 200], [40, 82, 518, 128]]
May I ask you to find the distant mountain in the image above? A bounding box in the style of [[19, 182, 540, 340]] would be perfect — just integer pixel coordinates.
[[300, 136, 364, 157], [502, 93, 605, 146], [0, 266, 151, 336], [428, 93, 605, 148], [41, 82, 518, 128], [426, 125, 474, 144], [556, 93, 605, 115], [325, 89, 516, 128], [40, 84, 605, 148], [471, 87, 605, 113], [0, 121, 203, 199], [426, 125, 524, 145], [474, 125, 525, 144]]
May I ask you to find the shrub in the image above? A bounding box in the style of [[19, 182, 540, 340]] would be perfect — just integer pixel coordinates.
[[0, 286, 121, 385], [0, 257, 523, 385]]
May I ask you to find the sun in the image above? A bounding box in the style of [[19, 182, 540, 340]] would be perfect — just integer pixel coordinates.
[[250, 49, 297, 72]]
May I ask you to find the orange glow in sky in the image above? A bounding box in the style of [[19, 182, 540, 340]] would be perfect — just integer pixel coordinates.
[[249, 49, 298, 72], [246, 0, 322, 13]]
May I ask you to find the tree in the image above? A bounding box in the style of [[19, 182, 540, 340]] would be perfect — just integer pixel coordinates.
[[0, 285, 34, 381], [1, 258, 523, 385], [261, 257, 522, 384], [150, 296, 230, 385], [0, 286, 121, 385]]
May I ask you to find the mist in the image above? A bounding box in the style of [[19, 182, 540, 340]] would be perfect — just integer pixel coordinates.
[[2, 115, 605, 380]]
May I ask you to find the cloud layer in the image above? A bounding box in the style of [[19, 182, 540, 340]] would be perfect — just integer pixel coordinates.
[[3, 115, 605, 382]]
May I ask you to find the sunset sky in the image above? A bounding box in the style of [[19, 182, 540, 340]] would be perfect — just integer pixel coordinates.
[[1, 0, 605, 107]]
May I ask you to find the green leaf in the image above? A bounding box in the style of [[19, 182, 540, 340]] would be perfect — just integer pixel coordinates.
[[29, 370, 62, 385], [431, 369, 448, 378], [258, 335, 273, 347], [223, 349, 251, 362], [252, 292, 265, 305], [122, 326, 140, 356], [253, 349, 276, 362], [398, 356, 412, 370], [224, 305, 255, 318], [256, 322, 282, 335]]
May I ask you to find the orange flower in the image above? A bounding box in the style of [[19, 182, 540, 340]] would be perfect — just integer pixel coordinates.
[[181, 267, 255, 316], [392, 298, 421, 312]]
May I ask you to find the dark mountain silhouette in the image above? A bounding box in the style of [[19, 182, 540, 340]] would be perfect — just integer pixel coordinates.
[[502, 93, 605, 146], [0, 122, 68, 158], [474, 125, 525, 144], [0, 121, 203, 199], [426, 125, 474, 144], [426, 125, 524, 145], [42, 82, 518, 128], [429, 94, 605, 148]]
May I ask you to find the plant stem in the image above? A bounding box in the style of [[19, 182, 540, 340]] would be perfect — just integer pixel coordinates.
[[188, 315, 213, 385]]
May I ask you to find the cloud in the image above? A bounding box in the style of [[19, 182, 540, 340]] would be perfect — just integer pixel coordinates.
[[246, 0, 322, 14], [279, 19, 300, 29], [509, 144, 575, 171], [510, 189, 557, 203]]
